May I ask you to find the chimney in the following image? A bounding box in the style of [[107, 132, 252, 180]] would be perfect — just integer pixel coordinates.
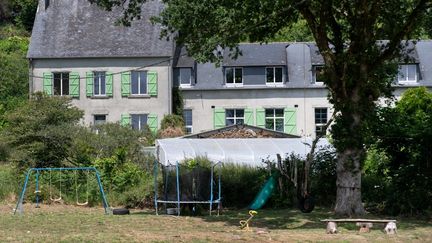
[[45, 0, 50, 10]]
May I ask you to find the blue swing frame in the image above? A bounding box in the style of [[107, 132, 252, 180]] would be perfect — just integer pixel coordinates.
[[14, 167, 111, 215]]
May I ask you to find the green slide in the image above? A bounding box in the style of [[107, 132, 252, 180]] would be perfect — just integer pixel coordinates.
[[249, 172, 280, 210]]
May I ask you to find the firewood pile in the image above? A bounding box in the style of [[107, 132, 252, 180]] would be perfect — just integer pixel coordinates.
[[208, 128, 276, 138]]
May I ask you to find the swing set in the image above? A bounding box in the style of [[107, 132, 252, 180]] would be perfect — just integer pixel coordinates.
[[15, 167, 110, 214]]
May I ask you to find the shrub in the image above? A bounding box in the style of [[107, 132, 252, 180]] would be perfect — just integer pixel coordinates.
[[220, 163, 268, 208], [0, 163, 19, 202], [160, 114, 184, 130], [0, 93, 83, 168]]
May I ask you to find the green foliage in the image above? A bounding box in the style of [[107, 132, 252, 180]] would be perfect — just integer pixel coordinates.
[[70, 123, 153, 167], [367, 87, 432, 215], [0, 93, 84, 168], [93, 150, 153, 207], [172, 87, 184, 116], [219, 163, 268, 208], [0, 32, 29, 129], [0, 163, 19, 202], [271, 19, 314, 42], [310, 149, 337, 206], [160, 114, 184, 130], [11, 0, 37, 31], [0, 0, 37, 31]]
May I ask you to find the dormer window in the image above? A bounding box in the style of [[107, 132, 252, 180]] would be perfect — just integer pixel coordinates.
[[398, 64, 418, 83], [312, 65, 325, 85], [266, 67, 283, 84], [225, 67, 243, 85], [179, 68, 192, 86]]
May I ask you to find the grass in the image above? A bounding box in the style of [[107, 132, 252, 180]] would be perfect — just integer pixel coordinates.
[[0, 204, 431, 242]]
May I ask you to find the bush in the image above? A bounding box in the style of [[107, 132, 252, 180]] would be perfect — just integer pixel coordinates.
[[220, 163, 269, 208], [310, 149, 337, 206], [0, 163, 19, 202], [0, 93, 83, 168], [92, 150, 154, 207]]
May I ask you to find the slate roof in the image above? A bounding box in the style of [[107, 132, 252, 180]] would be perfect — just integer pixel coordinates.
[[173, 46, 195, 67], [28, 0, 173, 58], [177, 41, 432, 90], [223, 43, 288, 66]]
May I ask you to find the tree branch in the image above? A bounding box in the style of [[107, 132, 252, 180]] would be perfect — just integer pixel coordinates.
[[375, 0, 432, 65]]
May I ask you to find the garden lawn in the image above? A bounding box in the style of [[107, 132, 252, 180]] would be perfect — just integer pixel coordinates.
[[0, 204, 431, 242]]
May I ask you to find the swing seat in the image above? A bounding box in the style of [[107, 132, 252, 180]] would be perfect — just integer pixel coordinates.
[[76, 201, 89, 206], [50, 196, 62, 202], [34, 190, 41, 193]]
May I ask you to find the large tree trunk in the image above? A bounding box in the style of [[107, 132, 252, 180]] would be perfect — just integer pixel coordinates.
[[334, 147, 365, 216]]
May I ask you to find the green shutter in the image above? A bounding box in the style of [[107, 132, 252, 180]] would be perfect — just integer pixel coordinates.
[[120, 114, 131, 127], [69, 72, 80, 98], [106, 72, 113, 97], [86, 72, 94, 97], [256, 108, 265, 128], [147, 114, 158, 134], [213, 108, 226, 129], [121, 72, 131, 97], [284, 107, 297, 135], [43, 73, 53, 95], [244, 108, 254, 125], [148, 71, 158, 96]]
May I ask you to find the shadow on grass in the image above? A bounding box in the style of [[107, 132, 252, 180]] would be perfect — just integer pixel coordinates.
[[199, 207, 331, 230], [197, 207, 429, 231]]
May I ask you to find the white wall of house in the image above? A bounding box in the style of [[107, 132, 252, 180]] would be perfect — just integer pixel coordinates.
[[30, 57, 172, 127], [181, 87, 333, 137]]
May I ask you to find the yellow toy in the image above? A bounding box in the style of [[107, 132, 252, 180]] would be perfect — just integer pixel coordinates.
[[239, 210, 258, 231]]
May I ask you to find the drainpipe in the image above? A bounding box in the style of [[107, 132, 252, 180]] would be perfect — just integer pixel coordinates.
[[28, 58, 34, 98]]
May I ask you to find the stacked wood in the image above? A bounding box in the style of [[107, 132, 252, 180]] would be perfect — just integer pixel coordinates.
[[208, 128, 276, 138]]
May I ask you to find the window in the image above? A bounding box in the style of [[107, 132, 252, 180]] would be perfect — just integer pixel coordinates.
[[312, 66, 325, 84], [131, 71, 147, 95], [94, 115, 107, 126], [179, 68, 192, 86], [93, 71, 106, 96], [183, 109, 193, 134], [265, 109, 284, 132], [398, 64, 418, 83], [315, 108, 328, 137], [131, 114, 148, 131], [53, 72, 69, 95], [225, 109, 244, 126], [266, 67, 283, 84], [225, 67, 243, 85]]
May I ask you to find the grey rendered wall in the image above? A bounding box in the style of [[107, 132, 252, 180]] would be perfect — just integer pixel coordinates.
[[181, 88, 333, 137], [31, 57, 171, 127]]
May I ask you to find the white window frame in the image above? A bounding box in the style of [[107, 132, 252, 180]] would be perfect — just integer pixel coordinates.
[[265, 67, 284, 85], [52, 72, 69, 96], [183, 109, 193, 134], [225, 67, 243, 86], [225, 109, 245, 126], [179, 68, 193, 87], [131, 114, 148, 131], [398, 64, 418, 83], [93, 71, 106, 96], [314, 107, 328, 137], [131, 71, 148, 95], [265, 108, 284, 132], [312, 65, 324, 85]]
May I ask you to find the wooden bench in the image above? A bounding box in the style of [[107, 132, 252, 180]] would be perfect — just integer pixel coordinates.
[[321, 219, 397, 234]]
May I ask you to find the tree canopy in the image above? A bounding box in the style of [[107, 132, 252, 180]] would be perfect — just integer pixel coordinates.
[[366, 87, 432, 214], [91, 0, 432, 215]]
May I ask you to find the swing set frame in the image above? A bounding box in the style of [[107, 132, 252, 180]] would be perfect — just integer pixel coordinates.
[[14, 167, 110, 215]]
